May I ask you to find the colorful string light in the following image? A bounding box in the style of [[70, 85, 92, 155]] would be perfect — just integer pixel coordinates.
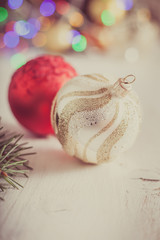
[[0, 7, 8, 22], [56, 1, 70, 15], [38, 17, 51, 31], [29, 18, 41, 31], [40, 0, 56, 17], [3, 31, 19, 48], [5, 21, 15, 32], [14, 19, 40, 39], [116, 0, 133, 11], [101, 10, 115, 26], [69, 12, 84, 27], [16, 39, 29, 52], [23, 23, 37, 39], [72, 35, 87, 52], [14, 20, 30, 36], [32, 32, 47, 47], [8, 0, 23, 10], [0, 0, 144, 55], [69, 30, 81, 43]]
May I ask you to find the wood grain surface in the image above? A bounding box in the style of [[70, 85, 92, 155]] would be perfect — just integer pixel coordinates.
[[0, 47, 160, 240]]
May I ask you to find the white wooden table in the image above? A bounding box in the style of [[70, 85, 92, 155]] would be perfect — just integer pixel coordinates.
[[0, 45, 160, 240]]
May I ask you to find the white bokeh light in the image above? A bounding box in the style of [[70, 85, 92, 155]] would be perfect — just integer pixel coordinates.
[[125, 47, 139, 63]]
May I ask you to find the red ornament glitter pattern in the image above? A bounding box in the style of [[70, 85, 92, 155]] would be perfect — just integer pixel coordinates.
[[8, 55, 77, 135]]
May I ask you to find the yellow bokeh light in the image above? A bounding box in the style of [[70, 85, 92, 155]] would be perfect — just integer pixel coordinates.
[[107, 1, 125, 22], [125, 47, 139, 63], [69, 12, 84, 27], [32, 32, 47, 47], [46, 22, 71, 52], [88, 0, 125, 24], [37, 16, 51, 31]]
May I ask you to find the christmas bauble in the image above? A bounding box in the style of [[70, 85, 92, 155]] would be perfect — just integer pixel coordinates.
[[51, 74, 141, 164], [8, 55, 77, 135]]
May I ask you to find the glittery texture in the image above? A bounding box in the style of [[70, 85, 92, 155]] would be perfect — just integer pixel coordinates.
[[84, 74, 109, 83], [97, 103, 129, 163], [8, 55, 77, 135], [58, 92, 111, 153], [51, 74, 141, 164], [83, 104, 119, 163]]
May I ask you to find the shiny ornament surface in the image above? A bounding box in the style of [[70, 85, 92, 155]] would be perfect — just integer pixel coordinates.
[[51, 74, 141, 164], [8, 55, 77, 135]]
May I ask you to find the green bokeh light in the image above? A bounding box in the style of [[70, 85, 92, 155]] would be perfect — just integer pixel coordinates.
[[0, 7, 8, 22], [72, 35, 87, 52], [101, 10, 115, 26], [11, 53, 26, 69]]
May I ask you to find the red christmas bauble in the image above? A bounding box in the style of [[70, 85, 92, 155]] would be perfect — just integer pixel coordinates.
[[8, 55, 77, 135]]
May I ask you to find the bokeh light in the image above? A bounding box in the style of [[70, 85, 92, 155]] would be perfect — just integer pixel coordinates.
[[3, 31, 19, 48], [106, 1, 126, 24], [11, 53, 26, 69], [69, 12, 84, 27], [0, 7, 8, 23], [0, 34, 5, 49], [38, 17, 51, 31], [14, 20, 30, 36], [125, 47, 139, 63], [15, 19, 40, 39], [5, 21, 15, 32], [29, 18, 41, 31], [101, 10, 115, 26], [116, 0, 133, 11], [69, 30, 81, 43], [56, 1, 70, 15], [8, 0, 23, 10], [16, 39, 29, 52], [23, 23, 37, 39], [32, 32, 47, 47], [72, 35, 87, 52], [40, 0, 56, 17]]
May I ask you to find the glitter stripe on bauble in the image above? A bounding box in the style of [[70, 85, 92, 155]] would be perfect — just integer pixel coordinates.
[[51, 74, 142, 164]]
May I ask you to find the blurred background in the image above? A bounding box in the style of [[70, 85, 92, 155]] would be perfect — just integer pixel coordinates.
[[0, 0, 159, 70]]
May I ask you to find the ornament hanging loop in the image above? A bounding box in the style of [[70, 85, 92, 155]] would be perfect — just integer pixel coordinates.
[[120, 74, 136, 84], [112, 74, 136, 98]]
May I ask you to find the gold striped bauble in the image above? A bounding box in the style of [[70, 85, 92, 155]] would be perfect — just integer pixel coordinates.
[[51, 74, 142, 164]]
